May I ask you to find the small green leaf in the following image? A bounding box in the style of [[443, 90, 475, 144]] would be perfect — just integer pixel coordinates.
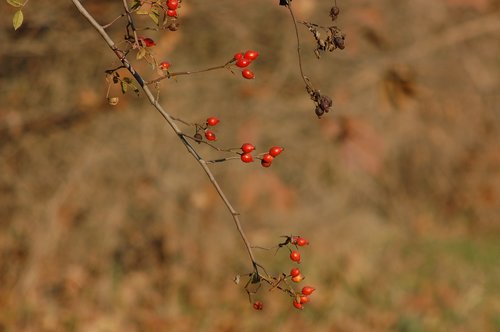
[[13, 10, 23, 30], [7, 0, 23, 8], [121, 81, 127, 94], [129, 83, 140, 96], [129, 0, 141, 10], [123, 77, 132, 84], [149, 12, 159, 25], [136, 47, 146, 60]]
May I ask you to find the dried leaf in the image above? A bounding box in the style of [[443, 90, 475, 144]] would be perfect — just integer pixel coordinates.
[[136, 47, 146, 60], [7, 0, 23, 7], [149, 12, 159, 25], [13, 10, 23, 30]]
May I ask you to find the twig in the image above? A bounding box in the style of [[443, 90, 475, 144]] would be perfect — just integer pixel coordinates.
[[206, 156, 240, 164], [147, 60, 235, 85], [286, 2, 312, 89], [122, 0, 140, 49], [103, 13, 126, 29]]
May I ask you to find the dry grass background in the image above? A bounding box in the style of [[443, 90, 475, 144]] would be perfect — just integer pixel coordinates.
[[1, 0, 499, 331]]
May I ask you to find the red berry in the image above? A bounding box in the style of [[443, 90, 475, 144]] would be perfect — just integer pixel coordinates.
[[293, 301, 303, 310], [206, 117, 220, 126], [301, 286, 315, 296], [167, 0, 179, 10], [159, 61, 171, 70], [261, 160, 272, 168], [290, 268, 301, 277], [262, 153, 274, 163], [299, 295, 309, 304], [234, 52, 244, 60], [141, 37, 156, 47], [269, 146, 284, 157], [253, 300, 263, 310], [291, 274, 304, 283], [205, 130, 216, 141], [240, 153, 254, 163], [290, 250, 301, 263], [294, 237, 309, 247], [242, 69, 255, 80], [166, 9, 177, 17], [236, 58, 251, 68], [244, 50, 259, 60], [241, 143, 255, 153]]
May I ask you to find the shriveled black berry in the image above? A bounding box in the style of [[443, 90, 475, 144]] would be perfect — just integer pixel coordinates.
[[167, 22, 180, 31], [319, 95, 333, 112], [334, 36, 345, 49], [315, 106, 325, 118], [194, 133, 203, 142], [330, 6, 340, 20]]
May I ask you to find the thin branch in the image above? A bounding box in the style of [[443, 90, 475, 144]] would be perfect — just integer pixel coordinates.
[[70, 0, 258, 272], [286, 2, 312, 89], [206, 156, 240, 164], [147, 60, 235, 85], [102, 13, 126, 29], [182, 134, 234, 152], [122, 0, 140, 49]]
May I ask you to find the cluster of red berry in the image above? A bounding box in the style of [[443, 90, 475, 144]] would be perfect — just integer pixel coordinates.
[[203, 116, 220, 141], [288, 236, 315, 310], [189, 116, 284, 167], [165, 0, 180, 17], [233, 50, 259, 79], [251, 235, 315, 311], [240, 144, 284, 168]]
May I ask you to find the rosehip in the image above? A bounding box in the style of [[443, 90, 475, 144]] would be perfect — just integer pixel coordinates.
[[240, 153, 254, 163], [166, 9, 177, 17], [253, 300, 263, 310], [294, 237, 309, 247], [205, 130, 216, 141], [269, 146, 284, 157], [262, 153, 274, 163], [293, 301, 303, 310], [159, 61, 171, 70], [299, 295, 309, 304], [244, 50, 259, 60], [234, 52, 244, 60], [291, 274, 304, 283], [261, 160, 272, 168], [290, 268, 301, 278], [242, 69, 255, 80], [141, 37, 156, 47], [167, 0, 179, 10], [206, 117, 220, 126], [301, 286, 315, 296], [241, 143, 255, 153], [236, 58, 251, 68], [290, 250, 301, 263]]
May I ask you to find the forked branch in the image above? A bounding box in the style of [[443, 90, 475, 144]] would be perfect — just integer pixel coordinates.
[[70, 0, 259, 273]]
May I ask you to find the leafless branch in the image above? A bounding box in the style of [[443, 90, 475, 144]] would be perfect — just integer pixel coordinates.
[[70, 0, 259, 273]]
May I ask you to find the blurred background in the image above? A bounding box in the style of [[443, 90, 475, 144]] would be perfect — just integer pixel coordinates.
[[1, 0, 499, 331]]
